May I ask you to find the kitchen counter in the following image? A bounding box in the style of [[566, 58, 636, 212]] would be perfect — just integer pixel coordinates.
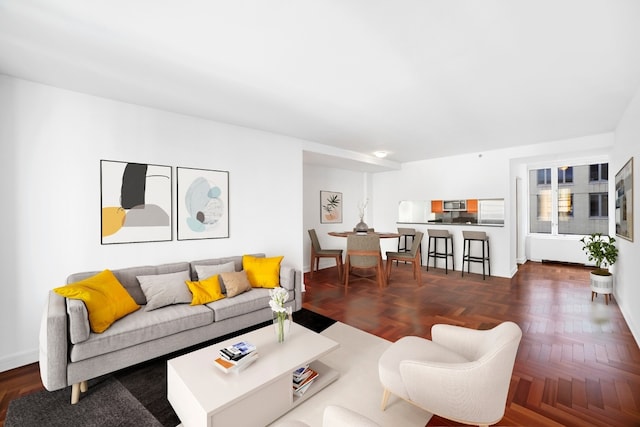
[[398, 221, 504, 227]]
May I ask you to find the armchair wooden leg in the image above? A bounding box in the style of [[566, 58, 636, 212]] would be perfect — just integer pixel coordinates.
[[80, 380, 88, 392], [381, 388, 391, 410]]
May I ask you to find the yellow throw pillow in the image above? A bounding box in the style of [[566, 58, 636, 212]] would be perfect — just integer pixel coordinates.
[[242, 255, 283, 288], [53, 270, 140, 333], [186, 274, 225, 305]]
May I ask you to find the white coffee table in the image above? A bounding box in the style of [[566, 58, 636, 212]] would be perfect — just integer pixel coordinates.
[[167, 323, 340, 427]]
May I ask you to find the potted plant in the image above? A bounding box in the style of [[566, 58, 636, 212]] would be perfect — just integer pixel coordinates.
[[580, 233, 619, 303]]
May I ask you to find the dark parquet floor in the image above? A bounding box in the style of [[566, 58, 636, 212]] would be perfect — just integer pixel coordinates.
[[1, 261, 638, 426], [304, 261, 640, 427]]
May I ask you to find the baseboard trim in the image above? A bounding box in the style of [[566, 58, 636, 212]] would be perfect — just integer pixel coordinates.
[[0, 349, 38, 373]]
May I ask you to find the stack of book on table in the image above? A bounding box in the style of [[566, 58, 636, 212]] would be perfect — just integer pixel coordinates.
[[292, 364, 319, 396], [214, 341, 258, 373]]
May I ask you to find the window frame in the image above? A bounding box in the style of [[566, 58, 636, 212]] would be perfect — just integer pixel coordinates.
[[528, 159, 610, 237]]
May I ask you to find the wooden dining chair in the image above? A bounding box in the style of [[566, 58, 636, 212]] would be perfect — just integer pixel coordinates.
[[308, 229, 343, 280], [386, 231, 424, 285], [344, 234, 385, 288]]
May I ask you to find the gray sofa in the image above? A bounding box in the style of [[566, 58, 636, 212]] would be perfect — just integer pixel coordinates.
[[39, 253, 302, 403]]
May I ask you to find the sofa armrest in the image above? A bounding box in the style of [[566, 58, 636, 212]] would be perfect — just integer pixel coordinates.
[[39, 291, 69, 391], [280, 265, 303, 311]]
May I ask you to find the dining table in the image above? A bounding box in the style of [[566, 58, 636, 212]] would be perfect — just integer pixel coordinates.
[[327, 231, 401, 239], [327, 231, 400, 288]]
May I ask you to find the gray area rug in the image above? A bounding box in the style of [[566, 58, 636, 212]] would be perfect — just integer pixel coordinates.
[[5, 308, 335, 427], [5, 376, 162, 427]]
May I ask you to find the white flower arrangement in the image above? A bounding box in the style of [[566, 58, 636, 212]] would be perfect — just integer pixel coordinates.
[[269, 287, 289, 312]]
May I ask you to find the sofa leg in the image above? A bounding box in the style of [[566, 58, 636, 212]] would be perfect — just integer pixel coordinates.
[[71, 383, 80, 404], [381, 388, 390, 411], [71, 381, 88, 404]]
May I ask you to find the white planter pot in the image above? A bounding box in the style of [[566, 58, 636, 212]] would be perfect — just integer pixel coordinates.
[[590, 272, 613, 304]]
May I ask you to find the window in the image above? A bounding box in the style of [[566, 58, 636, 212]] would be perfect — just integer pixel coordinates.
[[529, 163, 609, 235], [589, 163, 608, 182], [537, 192, 551, 221], [558, 189, 573, 217], [589, 193, 608, 218], [537, 168, 551, 185], [558, 167, 573, 184]]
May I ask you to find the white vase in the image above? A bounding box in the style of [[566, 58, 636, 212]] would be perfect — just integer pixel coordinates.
[[273, 306, 292, 343]]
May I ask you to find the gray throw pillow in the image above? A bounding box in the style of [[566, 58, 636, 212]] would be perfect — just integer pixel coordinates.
[[137, 270, 192, 311], [195, 261, 235, 293]]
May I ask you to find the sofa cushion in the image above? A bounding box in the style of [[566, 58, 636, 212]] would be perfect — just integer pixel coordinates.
[[186, 274, 226, 305], [67, 298, 90, 344], [243, 255, 283, 288], [219, 271, 252, 297], [194, 261, 236, 293], [137, 270, 192, 311], [69, 303, 214, 362], [207, 288, 271, 321], [54, 270, 140, 333], [67, 262, 191, 305], [190, 255, 262, 280]]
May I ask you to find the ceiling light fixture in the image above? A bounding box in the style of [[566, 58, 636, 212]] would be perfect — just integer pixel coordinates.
[[373, 151, 387, 158]]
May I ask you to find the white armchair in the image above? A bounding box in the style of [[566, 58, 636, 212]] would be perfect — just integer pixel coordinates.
[[378, 321, 522, 427]]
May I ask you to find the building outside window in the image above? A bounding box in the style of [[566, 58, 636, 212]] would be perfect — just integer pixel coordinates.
[[537, 168, 551, 185], [529, 163, 609, 235]]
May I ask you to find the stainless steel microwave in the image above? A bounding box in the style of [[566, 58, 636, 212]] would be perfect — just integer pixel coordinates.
[[443, 200, 467, 211]]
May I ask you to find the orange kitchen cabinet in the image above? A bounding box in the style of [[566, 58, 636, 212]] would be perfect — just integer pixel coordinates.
[[431, 200, 443, 213], [467, 199, 478, 213]]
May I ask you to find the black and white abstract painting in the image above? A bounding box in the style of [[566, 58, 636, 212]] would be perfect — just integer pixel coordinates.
[[100, 160, 172, 244]]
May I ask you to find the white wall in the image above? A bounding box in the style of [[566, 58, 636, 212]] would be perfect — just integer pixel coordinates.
[[303, 164, 366, 272], [613, 83, 640, 344], [0, 75, 306, 371]]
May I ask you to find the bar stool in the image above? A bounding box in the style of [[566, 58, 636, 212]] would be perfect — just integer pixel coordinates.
[[426, 229, 454, 274], [397, 227, 415, 253], [461, 230, 490, 279], [396, 228, 422, 265]]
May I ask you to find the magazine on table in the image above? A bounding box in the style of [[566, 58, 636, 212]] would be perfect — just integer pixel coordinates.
[[292, 367, 318, 390], [214, 351, 259, 373], [219, 341, 257, 361]]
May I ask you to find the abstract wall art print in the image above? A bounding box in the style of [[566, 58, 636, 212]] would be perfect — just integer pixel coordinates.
[[177, 167, 229, 240], [615, 157, 634, 242], [101, 160, 172, 244], [320, 191, 342, 223]]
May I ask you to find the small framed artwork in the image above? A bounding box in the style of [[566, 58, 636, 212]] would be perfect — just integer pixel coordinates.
[[320, 191, 342, 223], [177, 167, 229, 240], [101, 160, 172, 244], [615, 157, 633, 241]]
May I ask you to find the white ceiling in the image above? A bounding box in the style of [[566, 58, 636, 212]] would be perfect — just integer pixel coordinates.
[[1, 0, 640, 165]]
